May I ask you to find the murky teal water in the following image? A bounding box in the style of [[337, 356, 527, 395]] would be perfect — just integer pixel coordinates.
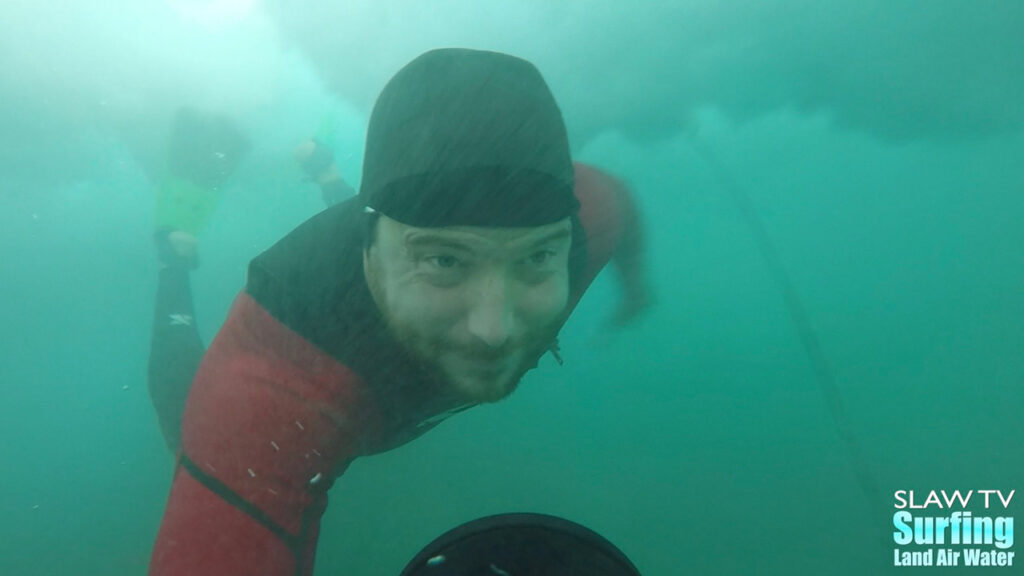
[[2, 3, 1021, 575]]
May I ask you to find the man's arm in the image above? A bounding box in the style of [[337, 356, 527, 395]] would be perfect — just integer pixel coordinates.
[[149, 293, 373, 576], [572, 163, 653, 326], [150, 207, 206, 457], [147, 251, 203, 455], [148, 108, 249, 454], [294, 139, 356, 207]]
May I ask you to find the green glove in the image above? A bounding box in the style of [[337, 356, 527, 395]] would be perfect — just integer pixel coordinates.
[[154, 177, 223, 236]]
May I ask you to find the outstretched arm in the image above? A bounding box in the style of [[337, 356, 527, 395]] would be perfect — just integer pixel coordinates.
[[294, 139, 356, 207], [572, 163, 653, 327], [150, 294, 367, 576], [148, 108, 249, 454], [147, 244, 203, 455], [605, 173, 651, 326]]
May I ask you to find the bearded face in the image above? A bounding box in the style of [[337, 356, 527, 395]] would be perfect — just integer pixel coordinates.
[[364, 215, 572, 403]]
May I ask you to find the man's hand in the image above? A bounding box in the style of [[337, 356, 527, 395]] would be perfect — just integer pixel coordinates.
[[294, 139, 341, 186], [155, 229, 199, 270], [609, 276, 653, 328], [294, 139, 355, 207]]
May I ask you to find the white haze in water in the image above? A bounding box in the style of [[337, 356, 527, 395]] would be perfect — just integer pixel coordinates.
[[0, 0, 285, 189], [262, 0, 1024, 143], [1, 0, 1022, 188]]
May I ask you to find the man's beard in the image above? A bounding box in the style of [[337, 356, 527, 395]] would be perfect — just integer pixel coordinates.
[[365, 261, 563, 403], [387, 317, 560, 404]]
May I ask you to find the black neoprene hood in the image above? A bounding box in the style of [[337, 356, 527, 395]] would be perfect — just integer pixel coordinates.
[[359, 48, 579, 228]]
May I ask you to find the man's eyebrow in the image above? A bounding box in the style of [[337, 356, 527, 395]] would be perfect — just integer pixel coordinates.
[[404, 227, 572, 251], [523, 228, 571, 248], [404, 232, 478, 251]]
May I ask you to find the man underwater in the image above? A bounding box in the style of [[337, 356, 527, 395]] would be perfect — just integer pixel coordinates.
[[148, 48, 649, 575]]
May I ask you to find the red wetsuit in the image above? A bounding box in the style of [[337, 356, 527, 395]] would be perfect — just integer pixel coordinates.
[[149, 163, 632, 575]]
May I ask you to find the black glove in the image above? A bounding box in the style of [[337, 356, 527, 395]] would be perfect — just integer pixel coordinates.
[[299, 139, 335, 181], [154, 228, 198, 271]]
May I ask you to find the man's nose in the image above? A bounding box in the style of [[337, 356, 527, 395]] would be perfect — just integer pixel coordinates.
[[466, 273, 515, 349]]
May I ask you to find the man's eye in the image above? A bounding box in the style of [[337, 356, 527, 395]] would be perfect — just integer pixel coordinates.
[[428, 255, 461, 269], [526, 250, 555, 266]]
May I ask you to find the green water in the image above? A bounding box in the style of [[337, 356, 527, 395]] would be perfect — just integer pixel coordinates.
[[1, 2, 1021, 575]]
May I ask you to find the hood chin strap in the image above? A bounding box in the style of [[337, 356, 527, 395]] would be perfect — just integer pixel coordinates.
[[549, 339, 564, 366]]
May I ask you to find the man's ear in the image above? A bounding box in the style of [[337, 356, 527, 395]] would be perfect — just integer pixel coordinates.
[[362, 244, 373, 282], [362, 212, 379, 281]]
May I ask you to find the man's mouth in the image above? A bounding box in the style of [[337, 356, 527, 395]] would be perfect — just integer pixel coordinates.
[[452, 351, 515, 375], [461, 354, 505, 369]]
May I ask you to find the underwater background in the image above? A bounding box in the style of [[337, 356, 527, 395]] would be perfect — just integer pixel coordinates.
[[1, 2, 1021, 574]]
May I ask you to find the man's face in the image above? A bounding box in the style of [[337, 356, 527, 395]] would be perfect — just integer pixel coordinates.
[[364, 214, 572, 404]]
